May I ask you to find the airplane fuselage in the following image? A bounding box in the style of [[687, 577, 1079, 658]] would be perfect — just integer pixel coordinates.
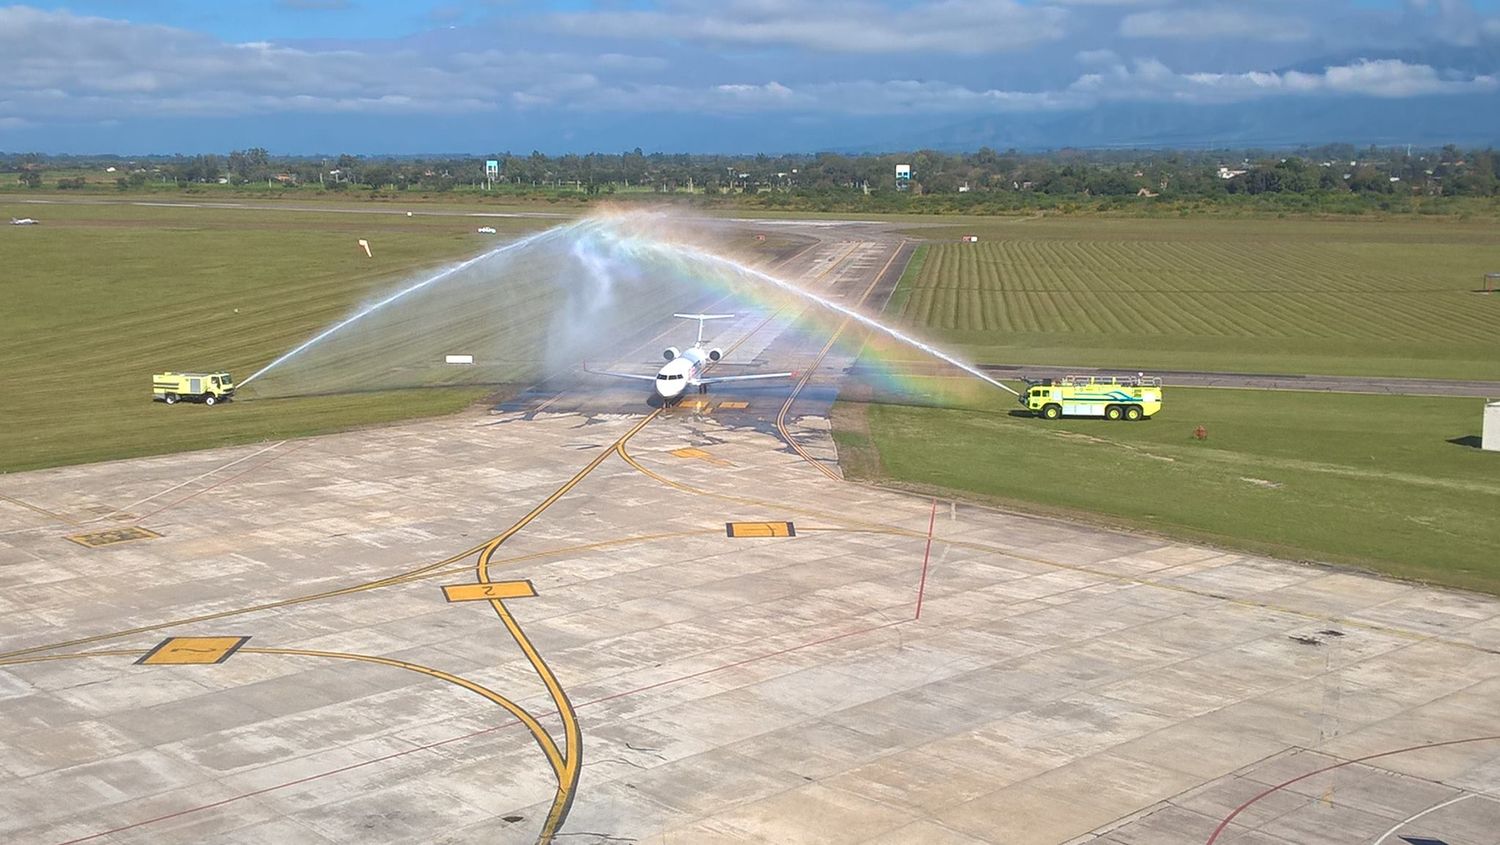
[[655, 347, 708, 400], [589, 313, 791, 402]]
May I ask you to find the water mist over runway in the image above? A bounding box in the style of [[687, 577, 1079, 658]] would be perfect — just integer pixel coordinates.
[[239, 212, 1011, 403]]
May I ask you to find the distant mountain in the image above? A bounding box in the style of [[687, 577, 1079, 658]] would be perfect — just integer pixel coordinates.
[[894, 95, 1500, 152], [883, 46, 1500, 152]]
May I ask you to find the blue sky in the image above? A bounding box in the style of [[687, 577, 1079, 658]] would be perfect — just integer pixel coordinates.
[[3, 1, 1499, 153]]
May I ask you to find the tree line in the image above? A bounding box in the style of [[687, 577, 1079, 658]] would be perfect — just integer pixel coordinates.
[[4, 144, 1498, 201]]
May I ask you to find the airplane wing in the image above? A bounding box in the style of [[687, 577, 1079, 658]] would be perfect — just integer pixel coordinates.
[[695, 371, 795, 385], [583, 363, 658, 383]]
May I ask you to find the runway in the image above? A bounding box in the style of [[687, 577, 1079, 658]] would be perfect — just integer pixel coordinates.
[[2, 216, 1499, 845], [977, 364, 1500, 399]]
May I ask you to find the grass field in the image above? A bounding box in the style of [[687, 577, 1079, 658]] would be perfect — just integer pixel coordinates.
[[835, 386, 1500, 593], [888, 217, 1500, 381], [0, 200, 553, 472], [841, 215, 1500, 593]]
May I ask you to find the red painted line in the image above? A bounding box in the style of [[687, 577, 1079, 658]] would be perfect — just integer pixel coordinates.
[[56, 617, 910, 845], [1205, 735, 1500, 844], [914, 497, 938, 621]]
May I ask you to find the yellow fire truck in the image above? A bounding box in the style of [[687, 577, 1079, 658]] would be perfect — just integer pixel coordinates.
[[152, 372, 235, 405], [1021, 374, 1162, 421]]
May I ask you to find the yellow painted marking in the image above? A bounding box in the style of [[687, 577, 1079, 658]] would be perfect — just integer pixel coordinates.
[[245, 647, 565, 780], [1, 410, 660, 665], [615, 435, 1500, 658], [671, 447, 731, 467], [681, 399, 711, 412], [136, 636, 249, 665], [66, 526, 161, 548], [726, 521, 795, 538], [8, 644, 566, 821], [717, 401, 749, 409], [0, 529, 713, 664], [443, 580, 537, 602], [473, 408, 660, 841]]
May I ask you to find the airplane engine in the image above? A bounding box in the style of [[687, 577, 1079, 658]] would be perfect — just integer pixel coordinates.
[[708, 348, 723, 362], [663, 346, 680, 361]]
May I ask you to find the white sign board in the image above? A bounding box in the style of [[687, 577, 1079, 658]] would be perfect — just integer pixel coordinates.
[[485, 160, 499, 178], [1485, 401, 1500, 451], [445, 354, 475, 365]]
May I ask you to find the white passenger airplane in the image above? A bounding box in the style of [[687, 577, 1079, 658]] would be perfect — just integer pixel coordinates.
[[589, 313, 794, 403]]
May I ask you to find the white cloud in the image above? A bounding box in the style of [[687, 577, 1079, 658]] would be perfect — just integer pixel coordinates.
[[1121, 7, 1311, 42], [577, 58, 1497, 116], [544, 0, 1070, 54], [0, 4, 1495, 131], [0, 6, 658, 121]]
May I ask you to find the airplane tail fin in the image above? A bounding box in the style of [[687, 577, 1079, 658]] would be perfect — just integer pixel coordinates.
[[673, 313, 735, 344]]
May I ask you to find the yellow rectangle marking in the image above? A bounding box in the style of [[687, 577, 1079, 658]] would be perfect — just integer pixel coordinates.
[[443, 580, 538, 602], [66, 526, 161, 548], [717, 401, 749, 409], [137, 636, 249, 665], [682, 400, 711, 412], [726, 521, 796, 538]]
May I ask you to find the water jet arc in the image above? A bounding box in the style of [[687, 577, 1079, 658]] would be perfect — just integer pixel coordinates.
[[239, 223, 574, 388]]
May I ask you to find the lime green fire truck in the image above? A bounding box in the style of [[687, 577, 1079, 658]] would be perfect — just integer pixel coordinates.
[[152, 372, 234, 405], [1021, 374, 1162, 421]]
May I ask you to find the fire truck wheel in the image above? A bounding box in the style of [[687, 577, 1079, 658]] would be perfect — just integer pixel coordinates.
[[1105, 405, 1123, 421], [204, 395, 217, 406], [164, 393, 178, 405], [1042, 404, 1062, 420], [1125, 405, 1143, 421]]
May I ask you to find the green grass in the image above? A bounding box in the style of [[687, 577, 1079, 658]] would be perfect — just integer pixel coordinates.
[[837, 387, 1500, 593], [840, 215, 1500, 594], [0, 201, 553, 472], [887, 217, 1500, 381]]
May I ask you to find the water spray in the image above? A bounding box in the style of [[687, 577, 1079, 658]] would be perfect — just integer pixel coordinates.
[[598, 230, 1021, 397], [240, 222, 577, 387], [242, 212, 1019, 400]]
